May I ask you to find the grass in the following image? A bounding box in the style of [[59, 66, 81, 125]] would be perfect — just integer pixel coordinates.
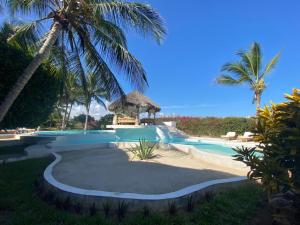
[[0, 144, 28, 159], [0, 157, 265, 225]]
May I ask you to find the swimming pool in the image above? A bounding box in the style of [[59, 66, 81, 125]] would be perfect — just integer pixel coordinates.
[[35, 128, 237, 157]]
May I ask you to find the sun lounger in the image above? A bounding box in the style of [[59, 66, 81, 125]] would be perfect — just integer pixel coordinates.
[[221, 132, 237, 140], [238, 132, 254, 142]]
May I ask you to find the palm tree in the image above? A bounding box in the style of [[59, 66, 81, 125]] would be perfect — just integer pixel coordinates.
[[59, 72, 80, 130], [0, 0, 166, 123], [77, 72, 109, 130], [217, 42, 280, 120]]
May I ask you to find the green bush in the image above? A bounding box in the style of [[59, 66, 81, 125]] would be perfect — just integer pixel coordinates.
[[157, 117, 255, 137], [0, 29, 60, 129]]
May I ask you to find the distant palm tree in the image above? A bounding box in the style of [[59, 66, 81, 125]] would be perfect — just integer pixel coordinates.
[[59, 72, 80, 130], [217, 42, 280, 120], [77, 73, 108, 131], [0, 0, 166, 123]]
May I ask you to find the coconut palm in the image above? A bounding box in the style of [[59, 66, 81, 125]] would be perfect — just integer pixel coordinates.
[[0, 0, 166, 123], [217, 42, 280, 119], [59, 72, 80, 129], [77, 72, 109, 130]]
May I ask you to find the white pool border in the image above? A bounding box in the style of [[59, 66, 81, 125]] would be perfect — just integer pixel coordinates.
[[44, 152, 247, 201]]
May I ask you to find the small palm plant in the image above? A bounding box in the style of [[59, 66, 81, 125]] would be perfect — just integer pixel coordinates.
[[129, 138, 157, 160]]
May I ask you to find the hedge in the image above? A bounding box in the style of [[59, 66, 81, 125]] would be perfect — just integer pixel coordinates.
[[158, 117, 255, 137]]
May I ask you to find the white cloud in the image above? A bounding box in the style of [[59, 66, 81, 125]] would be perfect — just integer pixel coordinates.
[[70, 100, 111, 120]]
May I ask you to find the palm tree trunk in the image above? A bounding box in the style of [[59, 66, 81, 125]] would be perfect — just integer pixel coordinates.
[[84, 106, 90, 131], [0, 22, 62, 123], [61, 102, 69, 130], [66, 103, 73, 127], [255, 93, 261, 128]]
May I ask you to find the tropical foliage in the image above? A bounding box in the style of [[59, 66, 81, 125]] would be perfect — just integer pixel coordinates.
[[217, 42, 280, 116], [158, 117, 255, 137], [0, 25, 60, 129], [0, 0, 166, 123], [234, 89, 300, 224], [77, 72, 109, 130], [129, 138, 157, 160], [99, 114, 114, 129]]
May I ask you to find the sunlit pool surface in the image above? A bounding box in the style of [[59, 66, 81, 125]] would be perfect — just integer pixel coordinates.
[[35, 129, 238, 156]]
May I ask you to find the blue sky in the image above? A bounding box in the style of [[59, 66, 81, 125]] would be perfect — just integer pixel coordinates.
[[1, 1, 300, 118]]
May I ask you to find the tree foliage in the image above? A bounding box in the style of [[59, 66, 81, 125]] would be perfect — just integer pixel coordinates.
[[217, 42, 280, 113], [0, 28, 60, 129]]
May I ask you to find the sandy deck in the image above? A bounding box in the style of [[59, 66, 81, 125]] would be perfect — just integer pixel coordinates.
[[52, 148, 245, 194]]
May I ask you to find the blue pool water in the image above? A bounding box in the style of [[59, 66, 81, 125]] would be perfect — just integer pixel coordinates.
[[35, 129, 237, 156]]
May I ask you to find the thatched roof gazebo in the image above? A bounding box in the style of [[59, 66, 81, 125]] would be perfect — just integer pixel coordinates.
[[108, 91, 161, 125]]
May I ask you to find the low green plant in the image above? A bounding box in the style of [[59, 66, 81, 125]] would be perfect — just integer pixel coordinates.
[[186, 195, 194, 212], [74, 202, 83, 214], [63, 197, 72, 211], [116, 201, 129, 221], [167, 201, 177, 216], [129, 138, 157, 160], [89, 203, 97, 216], [102, 201, 111, 218], [142, 206, 150, 217]]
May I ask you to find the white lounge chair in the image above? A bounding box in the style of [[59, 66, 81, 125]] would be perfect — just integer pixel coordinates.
[[221, 132, 237, 140], [238, 132, 254, 142]]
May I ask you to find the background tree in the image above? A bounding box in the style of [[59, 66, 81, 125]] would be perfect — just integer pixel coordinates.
[[72, 114, 96, 129], [58, 72, 80, 129], [0, 0, 166, 123], [217, 42, 280, 121], [77, 73, 109, 130], [98, 114, 114, 129], [0, 25, 60, 129]]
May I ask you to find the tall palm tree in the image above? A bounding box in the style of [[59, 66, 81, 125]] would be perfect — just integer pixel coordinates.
[[217, 42, 280, 120], [77, 72, 109, 130], [0, 0, 166, 123], [59, 72, 80, 129]]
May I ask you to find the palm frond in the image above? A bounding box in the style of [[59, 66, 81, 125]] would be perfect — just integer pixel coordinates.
[[93, 1, 166, 43], [221, 62, 252, 82], [261, 53, 280, 78], [7, 21, 44, 50], [5, 0, 54, 16], [216, 75, 243, 85], [237, 50, 256, 78], [81, 32, 125, 99], [251, 42, 262, 78], [92, 17, 127, 47]]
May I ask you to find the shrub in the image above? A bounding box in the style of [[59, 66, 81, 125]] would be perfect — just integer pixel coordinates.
[[129, 138, 157, 160], [0, 27, 60, 129], [234, 89, 300, 198], [233, 89, 300, 225], [157, 117, 255, 137]]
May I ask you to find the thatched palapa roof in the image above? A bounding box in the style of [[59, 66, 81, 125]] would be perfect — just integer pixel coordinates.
[[108, 91, 161, 114]]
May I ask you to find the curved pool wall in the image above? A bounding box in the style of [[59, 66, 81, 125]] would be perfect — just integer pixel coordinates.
[[42, 145, 247, 212]]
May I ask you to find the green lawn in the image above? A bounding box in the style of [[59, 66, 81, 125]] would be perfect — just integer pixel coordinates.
[[0, 157, 265, 225]]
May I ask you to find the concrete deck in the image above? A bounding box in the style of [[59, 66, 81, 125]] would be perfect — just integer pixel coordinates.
[[52, 148, 244, 195]]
